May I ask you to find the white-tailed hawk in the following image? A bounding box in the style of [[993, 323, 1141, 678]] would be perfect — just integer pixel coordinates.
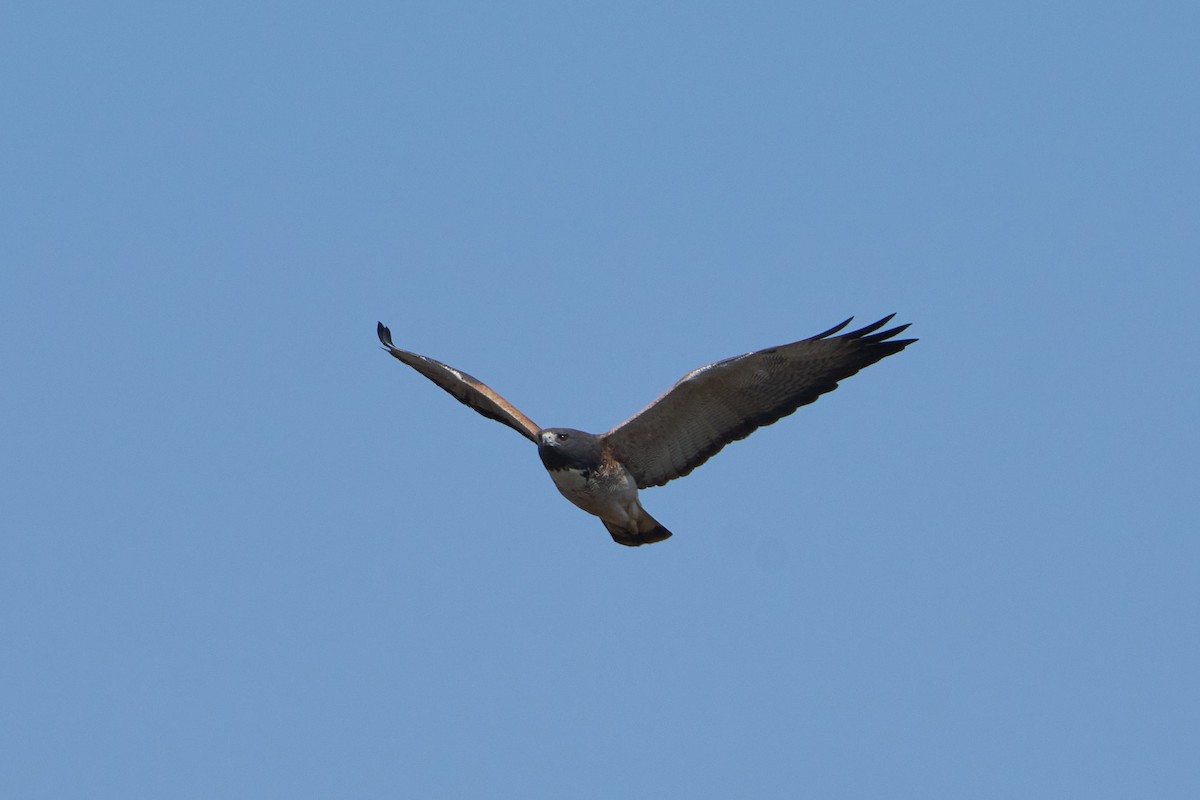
[[376, 316, 915, 546]]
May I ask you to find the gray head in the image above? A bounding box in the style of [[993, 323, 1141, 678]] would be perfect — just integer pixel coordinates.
[[537, 428, 603, 471]]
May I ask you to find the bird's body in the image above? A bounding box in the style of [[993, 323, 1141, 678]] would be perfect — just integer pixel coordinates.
[[376, 316, 915, 546], [536, 429, 672, 546]]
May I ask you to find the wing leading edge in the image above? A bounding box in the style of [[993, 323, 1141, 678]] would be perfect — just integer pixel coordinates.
[[377, 322, 541, 443]]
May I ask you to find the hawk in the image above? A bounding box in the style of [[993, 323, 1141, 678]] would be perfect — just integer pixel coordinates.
[[376, 316, 915, 546]]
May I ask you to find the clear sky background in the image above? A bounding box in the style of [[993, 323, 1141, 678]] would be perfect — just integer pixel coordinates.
[[3, 2, 1198, 798]]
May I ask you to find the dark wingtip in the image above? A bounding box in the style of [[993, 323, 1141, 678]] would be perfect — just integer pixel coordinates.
[[845, 314, 897, 339], [810, 314, 916, 342], [808, 317, 854, 340], [861, 322, 911, 343], [376, 321, 394, 348]]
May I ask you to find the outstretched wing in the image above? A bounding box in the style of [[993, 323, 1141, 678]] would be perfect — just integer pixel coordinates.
[[377, 322, 541, 443], [602, 315, 916, 488]]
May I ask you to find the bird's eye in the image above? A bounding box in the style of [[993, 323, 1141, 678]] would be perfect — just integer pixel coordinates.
[[557, 432, 569, 442]]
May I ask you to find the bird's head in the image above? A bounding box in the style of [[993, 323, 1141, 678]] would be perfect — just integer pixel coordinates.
[[537, 428, 602, 471]]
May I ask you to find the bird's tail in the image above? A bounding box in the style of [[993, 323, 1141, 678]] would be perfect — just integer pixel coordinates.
[[603, 508, 673, 547]]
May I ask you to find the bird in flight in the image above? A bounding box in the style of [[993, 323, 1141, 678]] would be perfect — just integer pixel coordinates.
[[376, 316, 915, 547]]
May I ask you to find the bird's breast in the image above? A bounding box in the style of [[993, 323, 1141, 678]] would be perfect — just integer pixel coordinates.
[[545, 462, 639, 519], [547, 466, 592, 493]]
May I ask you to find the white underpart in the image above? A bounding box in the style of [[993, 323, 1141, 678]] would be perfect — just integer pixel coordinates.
[[547, 466, 641, 525]]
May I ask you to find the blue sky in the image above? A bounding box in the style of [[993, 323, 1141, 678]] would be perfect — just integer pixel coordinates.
[[3, 2, 1198, 797]]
